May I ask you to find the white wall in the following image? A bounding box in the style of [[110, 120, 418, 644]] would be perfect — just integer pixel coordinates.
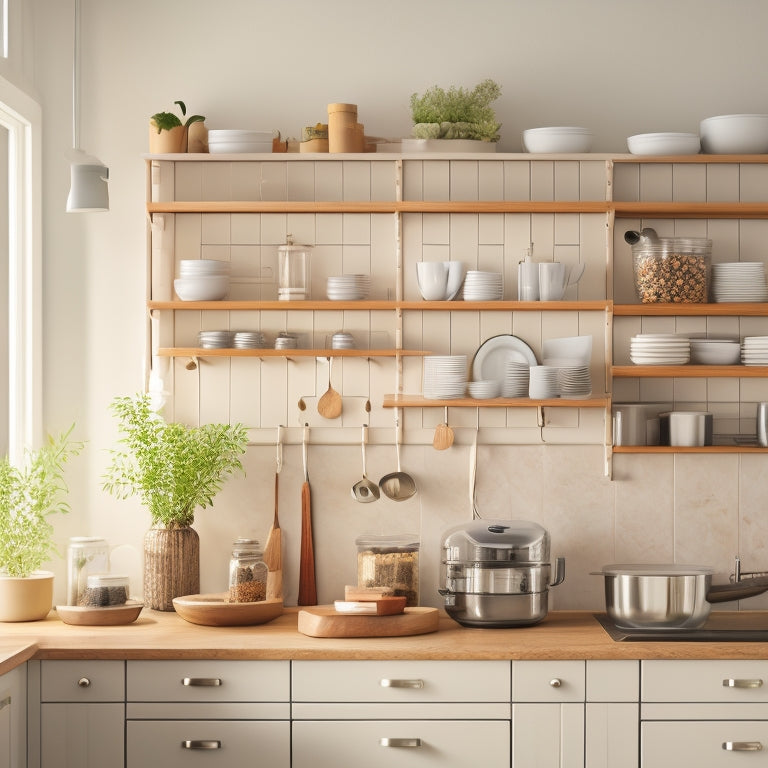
[[30, 0, 768, 609]]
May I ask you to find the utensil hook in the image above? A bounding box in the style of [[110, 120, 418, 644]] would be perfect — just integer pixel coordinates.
[[276, 425, 283, 474]]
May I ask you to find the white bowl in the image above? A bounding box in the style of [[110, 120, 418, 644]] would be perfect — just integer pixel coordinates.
[[522, 127, 593, 153], [179, 259, 230, 276], [627, 132, 701, 156], [700, 114, 768, 154], [689, 339, 741, 365], [174, 275, 230, 301]]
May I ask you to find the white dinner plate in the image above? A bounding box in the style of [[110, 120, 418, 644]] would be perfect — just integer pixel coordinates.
[[471, 334, 538, 384]]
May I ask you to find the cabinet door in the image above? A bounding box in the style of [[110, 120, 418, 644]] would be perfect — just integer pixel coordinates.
[[41, 703, 124, 768], [586, 703, 638, 768], [512, 703, 584, 768], [127, 720, 290, 768], [293, 720, 509, 768]]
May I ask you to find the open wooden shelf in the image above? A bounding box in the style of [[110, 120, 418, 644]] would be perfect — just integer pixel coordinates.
[[614, 445, 768, 454], [614, 303, 768, 316], [157, 348, 429, 358], [612, 365, 768, 378], [383, 394, 610, 408]]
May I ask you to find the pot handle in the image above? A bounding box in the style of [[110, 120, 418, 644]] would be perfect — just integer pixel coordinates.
[[707, 574, 768, 603], [550, 557, 565, 587]]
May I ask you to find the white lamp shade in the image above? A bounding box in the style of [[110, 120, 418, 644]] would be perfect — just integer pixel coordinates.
[[66, 162, 109, 212]]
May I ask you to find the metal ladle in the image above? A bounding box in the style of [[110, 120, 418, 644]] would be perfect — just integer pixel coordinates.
[[379, 415, 417, 502], [351, 425, 379, 503]]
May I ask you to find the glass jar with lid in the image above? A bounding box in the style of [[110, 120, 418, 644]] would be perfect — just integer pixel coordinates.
[[227, 538, 267, 603], [355, 534, 420, 606], [66, 537, 109, 606]]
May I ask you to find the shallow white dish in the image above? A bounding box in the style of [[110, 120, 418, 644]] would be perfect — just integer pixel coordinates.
[[471, 334, 538, 385], [522, 127, 592, 153], [700, 114, 768, 154], [174, 275, 230, 301], [627, 132, 701, 156]]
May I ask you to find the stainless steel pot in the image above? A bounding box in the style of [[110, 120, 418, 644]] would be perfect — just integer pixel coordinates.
[[440, 520, 565, 628], [596, 564, 768, 630]]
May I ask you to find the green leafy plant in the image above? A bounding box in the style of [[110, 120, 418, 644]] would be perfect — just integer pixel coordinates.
[[150, 100, 205, 134], [0, 427, 84, 578], [409, 78, 502, 142], [103, 394, 248, 528]]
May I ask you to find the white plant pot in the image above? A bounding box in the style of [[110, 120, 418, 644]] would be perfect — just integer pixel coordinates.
[[0, 570, 54, 621]]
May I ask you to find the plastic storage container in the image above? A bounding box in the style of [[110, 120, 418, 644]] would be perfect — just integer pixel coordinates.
[[227, 538, 268, 603], [80, 574, 129, 607], [66, 537, 110, 605], [631, 237, 712, 303], [355, 534, 420, 606]]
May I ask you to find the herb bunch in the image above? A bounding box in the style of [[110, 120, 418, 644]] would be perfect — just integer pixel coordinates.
[[0, 426, 83, 578], [103, 394, 248, 528]]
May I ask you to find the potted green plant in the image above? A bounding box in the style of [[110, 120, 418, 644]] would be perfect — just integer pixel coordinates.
[[408, 78, 502, 149], [0, 427, 83, 621], [148, 100, 206, 154], [103, 393, 248, 610]]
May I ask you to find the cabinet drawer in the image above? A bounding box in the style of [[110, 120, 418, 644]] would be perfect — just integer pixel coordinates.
[[642, 660, 768, 702], [642, 720, 768, 767], [292, 660, 510, 702], [512, 660, 585, 702], [293, 720, 509, 768], [127, 660, 289, 702], [127, 720, 290, 768], [41, 660, 124, 702]]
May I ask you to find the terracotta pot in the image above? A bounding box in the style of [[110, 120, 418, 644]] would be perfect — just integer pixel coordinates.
[[0, 571, 54, 621], [148, 123, 187, 154], [143, 526, 199, 611]]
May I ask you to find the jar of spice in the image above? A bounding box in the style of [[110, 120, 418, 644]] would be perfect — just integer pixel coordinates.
[[355, 534, 420, 606], [80, 574, 129, 607], [227, 538, 267, 603]]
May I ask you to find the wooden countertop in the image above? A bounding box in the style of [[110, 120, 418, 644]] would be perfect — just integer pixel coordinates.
[[3, 609, 768, 671]]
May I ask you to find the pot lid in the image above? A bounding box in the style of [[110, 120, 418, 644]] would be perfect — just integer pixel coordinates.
[[598, 564, 715, 576], [442, 519, 550, 564]]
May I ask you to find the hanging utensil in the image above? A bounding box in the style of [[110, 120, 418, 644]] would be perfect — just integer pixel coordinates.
[[379, 413, 417, 502], [317, 357, 342, 419], [298, 425, 317, 605], [263, 426, 283, 600], [469, 427, 480, 518], [352, 424, 380, 503], [432, 406, 454, 450]]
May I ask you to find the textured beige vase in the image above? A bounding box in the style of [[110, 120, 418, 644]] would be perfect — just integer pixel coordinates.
[[0, 571, 54, 621], [148, 123, 187, 153], [143, 526, 200, 611]]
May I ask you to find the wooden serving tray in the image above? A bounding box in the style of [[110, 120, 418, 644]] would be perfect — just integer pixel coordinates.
[[298, 605, 439, 638]]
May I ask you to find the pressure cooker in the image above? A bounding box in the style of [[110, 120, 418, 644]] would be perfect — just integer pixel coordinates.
[[439, 519, 565, 628]]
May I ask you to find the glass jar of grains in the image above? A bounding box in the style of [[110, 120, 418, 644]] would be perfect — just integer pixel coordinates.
[[355, 534, 420, 606], [227, 538, 267, 603]]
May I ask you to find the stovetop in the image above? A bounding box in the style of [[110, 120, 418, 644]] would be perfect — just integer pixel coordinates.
[[594, 612, 768, 642]]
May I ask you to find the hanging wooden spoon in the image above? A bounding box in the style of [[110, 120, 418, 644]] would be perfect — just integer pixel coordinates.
[[263, 426, 283, 600], [433, 406, 454, 450], [317, 357, 342, 419]]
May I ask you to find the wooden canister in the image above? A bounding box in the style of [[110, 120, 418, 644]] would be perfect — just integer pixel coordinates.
[[328, 103, 364, 153]]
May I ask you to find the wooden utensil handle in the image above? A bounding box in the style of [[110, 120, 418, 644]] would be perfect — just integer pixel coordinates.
[[298, 481, 317, 605]]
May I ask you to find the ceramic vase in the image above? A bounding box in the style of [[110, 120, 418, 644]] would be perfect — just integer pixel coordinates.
[[0, 571, 54, 621], [148, 123, 187, 154], [143, 526, 199, 611]]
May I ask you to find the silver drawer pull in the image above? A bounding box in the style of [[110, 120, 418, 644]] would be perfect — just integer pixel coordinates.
[[182, 677, 222, 687], [182, 740, 221, 750], [723, 678, 764, 689], [380, 678, 424, 689], [723, 741, 763, 751], [77, 678, 91, 688], [549, 678, 562, 688], [380, 738, 422, 748]]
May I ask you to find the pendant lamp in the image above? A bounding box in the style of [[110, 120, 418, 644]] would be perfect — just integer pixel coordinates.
[[66, 0, 108, 213]]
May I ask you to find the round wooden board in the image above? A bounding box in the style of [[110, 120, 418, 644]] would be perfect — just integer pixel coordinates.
[[172, 594, 283, 627], [56, 600, 144, 626], [298, 606, 439, 638]]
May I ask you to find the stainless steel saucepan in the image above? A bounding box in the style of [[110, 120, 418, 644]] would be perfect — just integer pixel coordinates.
[[594, 564, 768, 630]]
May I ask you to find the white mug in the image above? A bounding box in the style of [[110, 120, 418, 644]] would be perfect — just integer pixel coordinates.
[[538, 262, 567, 301]]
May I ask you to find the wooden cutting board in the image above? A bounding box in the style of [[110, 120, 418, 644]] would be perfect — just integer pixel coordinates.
[[298, 606, 439, 638]]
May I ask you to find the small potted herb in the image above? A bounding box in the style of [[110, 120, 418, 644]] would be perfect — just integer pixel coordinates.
[[0, 427, 83, 621], [409, 78, 502, 147], [148, 100, 206, 153]]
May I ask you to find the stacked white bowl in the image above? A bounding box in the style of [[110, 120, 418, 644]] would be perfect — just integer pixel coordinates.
[[689, 338, 740, 365], [741, 336, 768, 365], [550, 360, 592, 398], [175, 260, 231, 301], [711, 262, 768, 302], [501, 361, 531, 398], [423, 355, 468, 399], [327, 275, 371, 300], [463, 271, 503, 301], [528, 366, 560, 398], [627, 133, 701, 156], [467, 379, 501, 399], [207, 130, 274, 154], [630, 334, 690, 365]]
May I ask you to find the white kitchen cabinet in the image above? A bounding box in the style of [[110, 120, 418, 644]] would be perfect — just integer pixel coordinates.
[[0, 665, 26, 768], [38, 660, 125, 768]]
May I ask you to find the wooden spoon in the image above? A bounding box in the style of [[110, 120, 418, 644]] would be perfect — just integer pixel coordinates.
[[263, 427, 282, 600], [317, 357, 342, 419], [298, 426, 317, 605], [433, 407, 454, 450]]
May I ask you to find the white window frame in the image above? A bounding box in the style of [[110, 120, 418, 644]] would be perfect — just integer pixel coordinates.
[[0, 75, 41, 461]]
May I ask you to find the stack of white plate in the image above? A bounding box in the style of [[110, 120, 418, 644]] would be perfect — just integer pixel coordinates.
[[207, 130, 274, 154], [327, 275, 371, 300], [175, 259, 231, 301], [233, 331, 267, 349], [528, 365, 560, 399], [502, 361, 531, 397], [467, 379, 501, 399], [331, 332, 355, 349], [556, 364, 592, 398], [198, 330, 233, 349], [630, 334, 691, 365], [711, 262, 768, 302], [463, 271, 503, 301], [741, 336, 768, 365], [690, 338, 740, 364], [423, 355, 468, 399], [274, 332, 299, 350]]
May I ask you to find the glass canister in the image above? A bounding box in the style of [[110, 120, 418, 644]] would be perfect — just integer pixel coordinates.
[[277, 236, 312, 301], [631, 237, 712, 303], [80, 574, 130, 607], [355, 534, 420, 606], [67, 537, 109, 606], [227, 538, 268, 603]]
